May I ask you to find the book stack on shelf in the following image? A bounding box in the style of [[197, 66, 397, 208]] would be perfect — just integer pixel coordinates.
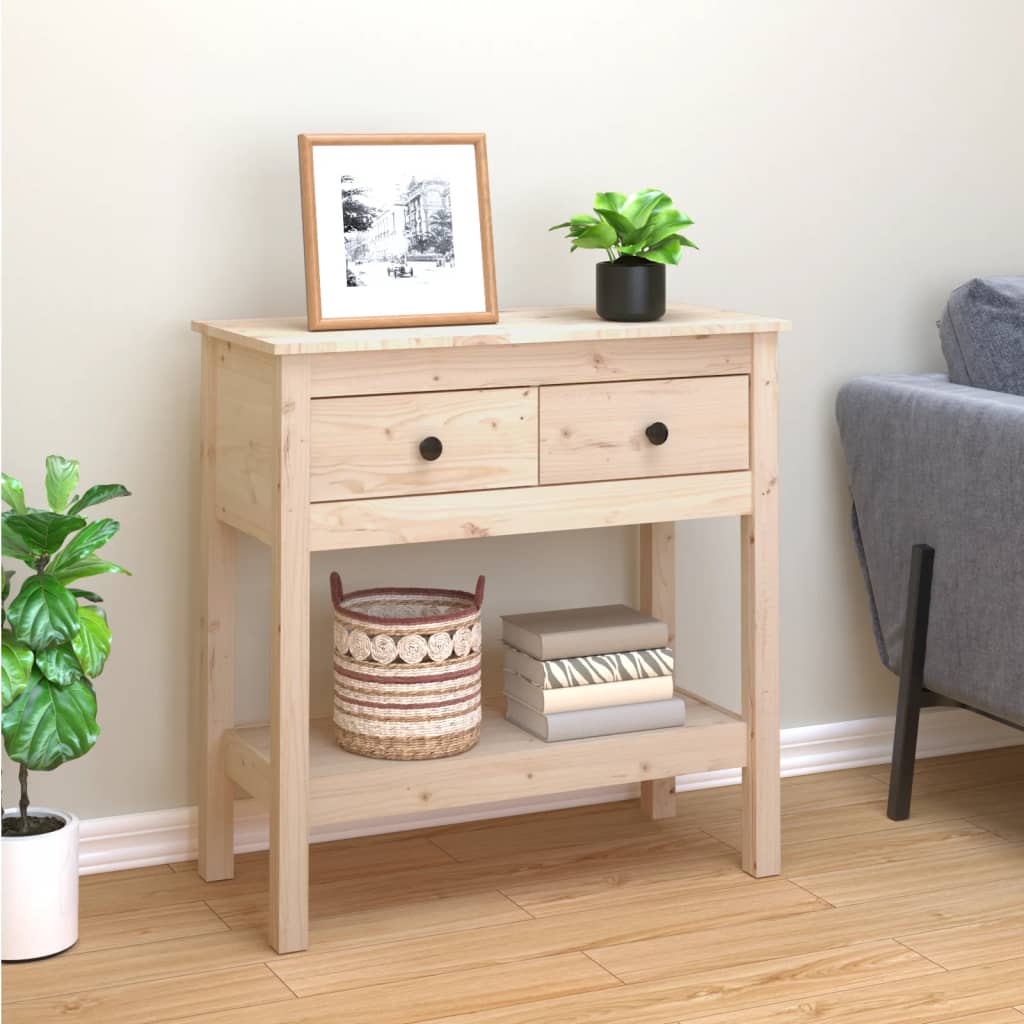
[[500, 604, 685, 741]]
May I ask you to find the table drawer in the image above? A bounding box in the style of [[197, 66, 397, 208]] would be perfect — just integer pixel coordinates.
[[310, 387, 538, 501], [539, 376, 749, 485]]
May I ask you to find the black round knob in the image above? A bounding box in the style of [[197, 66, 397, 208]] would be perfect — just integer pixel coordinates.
[[645, 422, 669, 446], [419, 436, 443, 461]]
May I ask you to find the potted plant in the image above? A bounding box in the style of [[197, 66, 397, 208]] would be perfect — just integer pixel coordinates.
[[550, 189, 697, 322], [1, 457, 129, 961]]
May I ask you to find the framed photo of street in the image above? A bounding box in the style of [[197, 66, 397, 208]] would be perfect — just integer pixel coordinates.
[[298, 132, 498, 331]]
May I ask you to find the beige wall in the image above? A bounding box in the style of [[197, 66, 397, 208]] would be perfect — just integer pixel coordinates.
[[4, 0, 1023, 818]]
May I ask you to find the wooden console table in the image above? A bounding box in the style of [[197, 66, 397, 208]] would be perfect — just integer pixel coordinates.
[[192, 304, 787, 953]]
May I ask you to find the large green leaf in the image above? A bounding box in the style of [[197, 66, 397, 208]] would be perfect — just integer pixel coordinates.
[[45, 456, 80, 514], [67, 484, 131, 518], [48, 518, 120, 577], [3, 511, 86, 557], [571, 220, 617, 249], [593, 191, 627, 214], [72, 607, 112, 678], [36, 642, 84, 687], [2, 525, 35, 566], [2, 630, 34, 708], [6, 574, 80, 649], [592, 192, 637, 243], [622, 189, 673, 231], [634, 235, 692, 265], [636, 209, 694, 250], [1, 474, 27, 515], [68, 587, 105, 603], [2, 671, 99, 771], [48, 554, 131, 586]]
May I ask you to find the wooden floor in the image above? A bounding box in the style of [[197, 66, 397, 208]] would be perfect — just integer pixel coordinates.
[[4, 746, 1024, 1024]]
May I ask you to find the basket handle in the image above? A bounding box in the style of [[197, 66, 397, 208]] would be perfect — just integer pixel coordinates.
[[330, 572, 344, 608], [473, 575, 485, 609]]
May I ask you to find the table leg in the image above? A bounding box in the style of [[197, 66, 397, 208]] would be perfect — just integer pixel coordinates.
[[741, 332, 781, 877], [638, 522, 678, 820], [199, 337, 236, 882], [268, 358, 311, 954]]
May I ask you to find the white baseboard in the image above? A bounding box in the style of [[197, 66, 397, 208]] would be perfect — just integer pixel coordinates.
[[78, 706, 1022, 875]]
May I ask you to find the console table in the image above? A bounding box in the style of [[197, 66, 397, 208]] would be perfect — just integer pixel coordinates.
[[192, 304, 787, 954]]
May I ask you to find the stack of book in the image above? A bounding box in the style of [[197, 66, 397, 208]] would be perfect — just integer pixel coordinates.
[[501, 604, 685, 741]]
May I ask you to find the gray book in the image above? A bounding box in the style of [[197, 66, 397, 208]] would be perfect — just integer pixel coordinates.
[[505, 695, 686, 742], [501, 604, 669, 661], [504, 643, 674, 688]]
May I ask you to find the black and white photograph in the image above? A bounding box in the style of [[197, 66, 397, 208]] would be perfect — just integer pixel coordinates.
[[299, 134, 497, 330], [342, 175, 455, 288]]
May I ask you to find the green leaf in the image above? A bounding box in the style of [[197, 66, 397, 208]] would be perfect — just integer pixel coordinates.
[[636, 209, 694, 250], [3, 569, 13, 603], [622, 189, 672, 231], [67, 484, 131, 517], [548, 221, 571, 231], [2, 526, 35, 566], [44, 456, 80, 514], [48, 554, 131, 586], [2, 630, 34, 708], [48, 518, 120, 578], [2, 671, 99, 771], [571, 220, 618, 249], [557, 214, 601, 239], [636, 236, 684, 265], [6, 575, 80, 649], [36, 642, 85, 687], [72, 607, 112, 677], [593, 191, 627, 214], [594, 208, 637, 244], [3, 511, 87, 557], [68, 588, 104, 603], [1, 474, 27, 515], [592, 192, 638, 242]]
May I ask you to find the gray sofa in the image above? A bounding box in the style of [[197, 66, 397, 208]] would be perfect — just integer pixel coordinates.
[[836, 277, 1024, 818]]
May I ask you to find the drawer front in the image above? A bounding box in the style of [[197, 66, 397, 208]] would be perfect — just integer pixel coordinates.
[[310, 387, 538, 501], [539, 376, 749, 485]]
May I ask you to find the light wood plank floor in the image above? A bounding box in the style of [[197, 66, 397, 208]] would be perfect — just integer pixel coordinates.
[[4, 746, 1024, 1023]]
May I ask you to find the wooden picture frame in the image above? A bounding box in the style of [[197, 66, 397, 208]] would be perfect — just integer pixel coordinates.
[[298, 133, 498, 331]]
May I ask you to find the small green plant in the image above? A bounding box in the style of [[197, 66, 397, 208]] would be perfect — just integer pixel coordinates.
[[550, 188, 697, 265], [1, 457, 130, 836]]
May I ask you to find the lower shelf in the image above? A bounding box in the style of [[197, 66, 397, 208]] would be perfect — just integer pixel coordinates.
[[225, 695, 745, 828]]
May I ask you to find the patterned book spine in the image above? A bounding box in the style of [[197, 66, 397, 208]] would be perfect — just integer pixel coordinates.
[[503, 644, 673, 688]]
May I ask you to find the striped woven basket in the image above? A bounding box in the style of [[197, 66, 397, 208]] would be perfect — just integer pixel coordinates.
[[330, 572, 484, 760]]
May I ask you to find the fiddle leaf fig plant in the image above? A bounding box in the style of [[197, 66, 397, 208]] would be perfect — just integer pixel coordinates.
[[550, 188, 697, 265], [1, 457, 130, 836]]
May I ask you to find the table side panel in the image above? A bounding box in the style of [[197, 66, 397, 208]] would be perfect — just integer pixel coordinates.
[[212, 341, 276, 544], [308, 334, 752, 397], [308, 470, 752, 550]]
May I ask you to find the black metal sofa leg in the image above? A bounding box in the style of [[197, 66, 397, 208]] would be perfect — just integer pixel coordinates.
[[887, 543, 935, 821]]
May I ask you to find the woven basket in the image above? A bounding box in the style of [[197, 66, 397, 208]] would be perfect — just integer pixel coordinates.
[[330, 572, 485, 760]]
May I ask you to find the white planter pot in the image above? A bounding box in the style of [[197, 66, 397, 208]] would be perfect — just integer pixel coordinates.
[[2, 807, 79, 961]]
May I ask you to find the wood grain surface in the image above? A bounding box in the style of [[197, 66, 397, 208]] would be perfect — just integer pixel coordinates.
[[5, 746, 1024, 1023]]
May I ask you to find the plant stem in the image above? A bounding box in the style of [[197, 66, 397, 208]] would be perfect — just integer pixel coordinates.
[[606, 247, 616, 264], [18, 763, 29, 834]]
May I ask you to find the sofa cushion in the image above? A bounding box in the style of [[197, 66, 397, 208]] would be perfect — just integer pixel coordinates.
[[940, 276, 1024, 395]]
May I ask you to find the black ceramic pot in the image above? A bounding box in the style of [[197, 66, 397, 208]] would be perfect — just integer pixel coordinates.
[[595, 256, 666, 322]]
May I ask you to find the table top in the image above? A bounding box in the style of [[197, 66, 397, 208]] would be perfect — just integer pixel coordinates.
[[192, 304, 790, 357]]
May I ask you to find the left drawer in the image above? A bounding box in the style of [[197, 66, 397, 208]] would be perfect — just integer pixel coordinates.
[[310, 387, 538, 501]]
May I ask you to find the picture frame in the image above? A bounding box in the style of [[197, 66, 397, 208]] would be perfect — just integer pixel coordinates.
[[298, 132, 498, 331]]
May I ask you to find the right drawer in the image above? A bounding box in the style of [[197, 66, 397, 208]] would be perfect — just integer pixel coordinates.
[[538, 376, 749, 485]]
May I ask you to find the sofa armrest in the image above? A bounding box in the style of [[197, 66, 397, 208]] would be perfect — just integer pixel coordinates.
[[836, 374, 1024, 724]]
